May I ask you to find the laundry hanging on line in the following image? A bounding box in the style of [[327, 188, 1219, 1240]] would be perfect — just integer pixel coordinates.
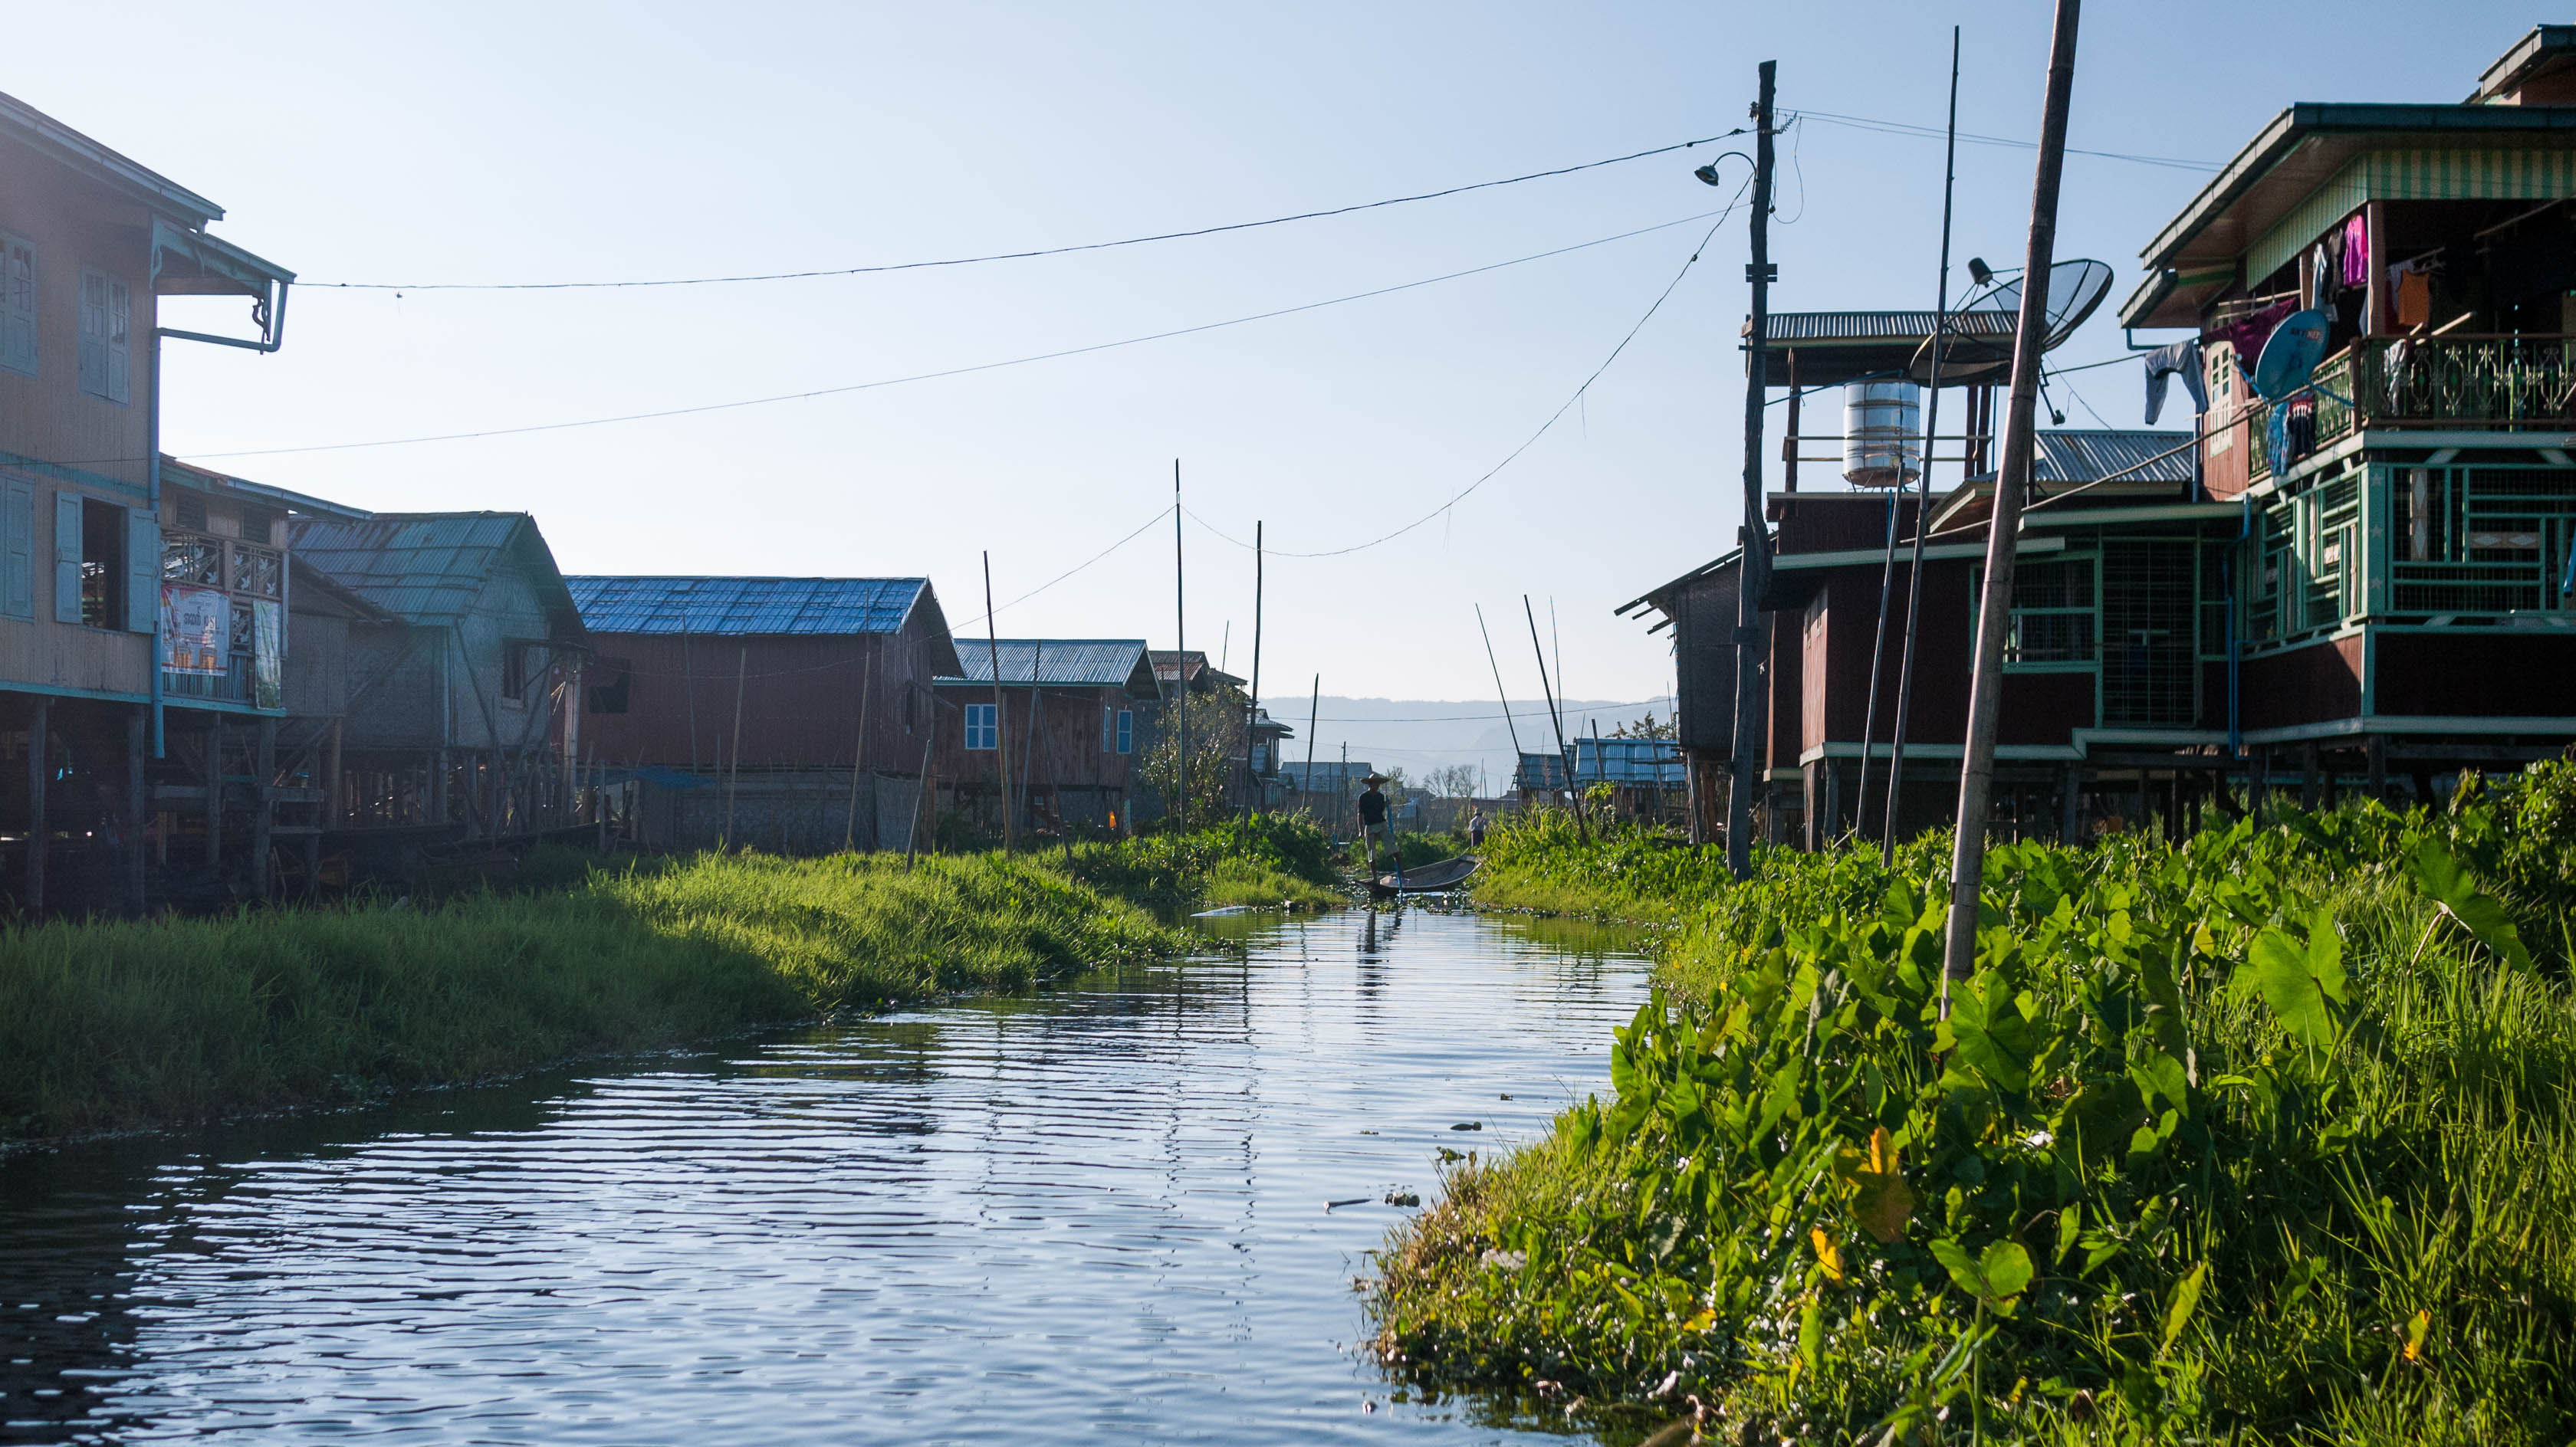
[[2144, 339, 2206, 425]]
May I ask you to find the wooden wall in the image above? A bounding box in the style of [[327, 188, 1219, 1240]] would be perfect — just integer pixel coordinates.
[[580, 613, 948, 773]]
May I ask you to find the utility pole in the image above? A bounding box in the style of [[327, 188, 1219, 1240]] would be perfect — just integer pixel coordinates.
[[1945, 0, 2082, 991], [1881, 26, 1966, 865], [1727, 59, 1779, 882], [984, 551, 1014, 851]]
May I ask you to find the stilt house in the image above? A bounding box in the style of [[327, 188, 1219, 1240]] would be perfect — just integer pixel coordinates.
[[934, 638, 1158, 836]]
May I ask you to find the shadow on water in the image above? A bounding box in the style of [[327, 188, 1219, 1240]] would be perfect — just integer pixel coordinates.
[[0, 909, 1648, 1445]]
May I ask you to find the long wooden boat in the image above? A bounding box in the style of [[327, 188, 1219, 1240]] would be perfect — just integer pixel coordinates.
[[1368, 855, 1480, 897]]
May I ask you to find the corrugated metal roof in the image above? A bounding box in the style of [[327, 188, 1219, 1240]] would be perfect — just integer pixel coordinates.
[[1760, 310, 2018, 343], [567, 576, 926, 636], [2023, 430, 2197, 485], [1280, 761, 1374, 790], [941, 639, 1152, 689], [1573, 737, 1684, 786], [292, 513, 580, 633]]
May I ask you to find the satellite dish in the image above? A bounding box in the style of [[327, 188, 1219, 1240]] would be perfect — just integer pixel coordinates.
[[2252, 308, 2332, 402], [1907, 257, 2114, 381], [1964, 258, 2114, 350]]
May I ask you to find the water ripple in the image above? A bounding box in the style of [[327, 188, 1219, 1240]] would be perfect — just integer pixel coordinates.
[[0, 911, 1645, 1444]]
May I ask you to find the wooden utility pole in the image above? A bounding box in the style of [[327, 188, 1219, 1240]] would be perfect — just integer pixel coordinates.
[[1727, 59, 1779, 882], [983, 551, 1014, 851], [1945, 0, 2083, 990], [1240, 520, 1264, 829]]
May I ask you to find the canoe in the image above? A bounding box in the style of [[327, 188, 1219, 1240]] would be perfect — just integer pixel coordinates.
[[1368, 855, 1480, 897]]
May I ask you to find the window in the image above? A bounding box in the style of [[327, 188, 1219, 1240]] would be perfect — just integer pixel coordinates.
[[1117, 709, 1133, 755], [236, 504, 281, 545], [1973, 556, 2097, 668], [77, 497, 127, 629], [77, 269, 129, 404], [0, 231, 32, 377], [964, 702, 997, 750], [172, 492, 206, 533], [0, 481, 30, 619], [586, 658, 632, 714], [501, 642, 539, 701]]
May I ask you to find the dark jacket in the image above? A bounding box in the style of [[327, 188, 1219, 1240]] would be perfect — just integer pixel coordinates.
[[1357, 787, 1388, 825]]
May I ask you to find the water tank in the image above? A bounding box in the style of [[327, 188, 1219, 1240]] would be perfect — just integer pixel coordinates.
[[1842, 380, 1922, 488]]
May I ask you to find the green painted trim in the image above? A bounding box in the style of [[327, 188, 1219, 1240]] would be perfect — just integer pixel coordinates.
[[0, 451, 150, 500], [0, 681, 150, 707]]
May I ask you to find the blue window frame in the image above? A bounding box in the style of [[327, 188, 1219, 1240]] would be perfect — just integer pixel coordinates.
[[1117, 709, 1133, 754], [964, 702, 997, 750]]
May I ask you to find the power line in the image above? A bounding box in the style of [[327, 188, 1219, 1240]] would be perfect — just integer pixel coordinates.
[[1795, 108, 2218, 172], [171, 208, 1738, 465], [302, 132, 1752, 292], [1186, 182, 1750, 560]]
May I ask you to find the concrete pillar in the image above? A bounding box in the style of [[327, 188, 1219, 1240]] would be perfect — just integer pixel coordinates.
[[324, 719, 343, 828], [2059, 762, 2081, 845], [2367, 734, 2387, 805], [2301, 743, 2321, 812], [205, 714, 223, 870], [25, 696, 47, 914], [1801, 761, 1821, 851]]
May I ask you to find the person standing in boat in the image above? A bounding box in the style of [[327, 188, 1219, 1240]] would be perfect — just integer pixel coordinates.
[[1356, 772, 1394, 876], [1467, 807, 1487, 850]]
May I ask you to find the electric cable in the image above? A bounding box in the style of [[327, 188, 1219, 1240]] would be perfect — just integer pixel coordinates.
[[303, 131, 1752, 292], [1796, 108, 2218, 172], [1184, 180, 1750, 559], [172, 205, 1743, 465]]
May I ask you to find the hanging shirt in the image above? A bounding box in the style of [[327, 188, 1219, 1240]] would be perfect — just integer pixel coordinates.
[[2144, 339, 2207, 425], [2341, 214, 2371, 290], [2390, 262, 2434, 328], [2206, 298, 2295, 374]]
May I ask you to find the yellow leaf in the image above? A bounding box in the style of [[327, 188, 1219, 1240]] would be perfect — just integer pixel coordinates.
[[1811, 1228, 1843, 1284], [1681, 1306, 1717, 1334], [2402, 1308, 2431, 1363], [1850, 1127, 1913, 1245], [2193, 922, 2216, 956]]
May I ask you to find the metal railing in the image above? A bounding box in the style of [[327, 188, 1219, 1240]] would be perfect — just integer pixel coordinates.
[[2250, 334, 2576, 480]]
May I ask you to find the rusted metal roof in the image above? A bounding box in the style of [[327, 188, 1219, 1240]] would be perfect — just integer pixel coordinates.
[[568, 576, 926, 637], [940, 639, 1158, 695], [293, 512, 582, 636]]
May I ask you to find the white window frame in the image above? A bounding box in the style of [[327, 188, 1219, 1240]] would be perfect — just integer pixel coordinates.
[[0, 231, 34, 379], [77, 267, 130, 404], [964, 702, 997, 750]]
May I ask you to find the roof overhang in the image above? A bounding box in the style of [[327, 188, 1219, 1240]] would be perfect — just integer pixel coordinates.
[[0, 90, 222, 226], [2124, 103, 2576, 327], [2472, 26, 2576, 103]]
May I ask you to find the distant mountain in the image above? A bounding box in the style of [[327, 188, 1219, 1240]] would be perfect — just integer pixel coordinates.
[[1274, 694, 1675, 796]]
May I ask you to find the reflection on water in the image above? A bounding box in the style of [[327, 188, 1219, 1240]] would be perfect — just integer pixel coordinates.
[[0, 909, 1648, 1444]]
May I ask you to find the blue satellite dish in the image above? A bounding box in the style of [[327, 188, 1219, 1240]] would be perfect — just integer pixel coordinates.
[[2252, 308, 2332, 402]]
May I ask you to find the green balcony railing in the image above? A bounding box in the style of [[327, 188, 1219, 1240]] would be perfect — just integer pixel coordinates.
[[2249, 335, 2576, 480]]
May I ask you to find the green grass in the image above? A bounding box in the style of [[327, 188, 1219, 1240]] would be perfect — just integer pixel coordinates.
[[1467, 809, 1731, 924], [0, 847, 1210, 1150], [1372, 766, 2576, 1445]]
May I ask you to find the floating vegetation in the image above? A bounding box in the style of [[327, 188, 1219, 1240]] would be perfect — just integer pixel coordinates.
[[1372, 763, 2576, 1444]]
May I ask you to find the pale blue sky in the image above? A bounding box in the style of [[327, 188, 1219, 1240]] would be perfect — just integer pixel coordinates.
[[12, 2, 2546, 713]]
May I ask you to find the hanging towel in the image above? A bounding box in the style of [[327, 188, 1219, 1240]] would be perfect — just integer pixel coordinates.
[[2144, 339, 2207, 425], [2341, 213, 2370, 289]]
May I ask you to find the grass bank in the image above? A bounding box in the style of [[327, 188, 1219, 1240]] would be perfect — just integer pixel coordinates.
[[1372, 766, 2576, 1444], [1469, 809, 1731, 924], [0, 822, 1348, 1152]]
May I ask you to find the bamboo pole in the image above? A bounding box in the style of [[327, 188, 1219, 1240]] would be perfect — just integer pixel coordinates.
[[723, 646, 745, 848], [1879, 27, 1965, 864], [1172, 461, 1188, 832], [1240, 520, 1263, 831], [1301, 673, 1320, 822], [982, 552, 1014, 851], [1476, 605, 1526, 793], [1945, 0, 2082, 992], [845, 655, 872, 852], [1523, 595, 1582, 838]]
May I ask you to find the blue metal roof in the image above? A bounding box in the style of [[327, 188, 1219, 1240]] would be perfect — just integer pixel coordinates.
[[1572, 737, 1684, 786], [567, 576, 928, 636], [292, 513, 581, 634], [940, 639, 1156, 693]]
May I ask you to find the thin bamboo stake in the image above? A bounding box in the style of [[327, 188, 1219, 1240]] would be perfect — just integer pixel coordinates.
[[1240, 520, 1263, 831], [983, 551, 1014, 852], [844, 655, 872, 852], [723, 646, 746, 848]]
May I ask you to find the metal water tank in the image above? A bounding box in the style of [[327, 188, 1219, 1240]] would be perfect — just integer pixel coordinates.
[[1842, 381, 1922, 487]]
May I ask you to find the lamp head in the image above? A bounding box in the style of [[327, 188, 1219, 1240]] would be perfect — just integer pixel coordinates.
[[1967, 257, 1995, 287], [1693, 162, 1724, 187]]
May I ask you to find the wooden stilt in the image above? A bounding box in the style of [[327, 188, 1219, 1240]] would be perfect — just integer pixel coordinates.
[[25, 696, 48, 914]]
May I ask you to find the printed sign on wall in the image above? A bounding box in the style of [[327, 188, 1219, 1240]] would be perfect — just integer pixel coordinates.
[[161, 586, 228, 674]]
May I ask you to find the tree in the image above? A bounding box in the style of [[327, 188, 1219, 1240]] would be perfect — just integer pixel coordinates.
[[1426, 763, 1481, 798], [1609, 710, 1677, 740], [1138, 687, 1245, 828]]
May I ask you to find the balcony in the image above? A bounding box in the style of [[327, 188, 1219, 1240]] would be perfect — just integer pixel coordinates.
[[2250, 334, 2576, 480]]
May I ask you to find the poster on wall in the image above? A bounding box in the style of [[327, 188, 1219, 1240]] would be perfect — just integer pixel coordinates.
[[161, 586, 228, 674], [251, 599, 284, 710]]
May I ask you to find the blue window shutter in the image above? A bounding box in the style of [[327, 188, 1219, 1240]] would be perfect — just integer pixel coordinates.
[[76, 272, 104, 398], [127, 507, 157, 632], [0, 233, 34, 377], [1, 481, 31, 618], [105, 277, 130, 405], [1118, 710, 1133, 754], [54, 493, 83, 623]]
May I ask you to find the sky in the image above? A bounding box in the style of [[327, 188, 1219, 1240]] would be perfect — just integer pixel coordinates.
[[9, 1, 2548, 735]]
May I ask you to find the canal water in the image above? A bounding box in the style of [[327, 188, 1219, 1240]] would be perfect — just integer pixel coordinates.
[[0, 908, 1651, 1444]]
